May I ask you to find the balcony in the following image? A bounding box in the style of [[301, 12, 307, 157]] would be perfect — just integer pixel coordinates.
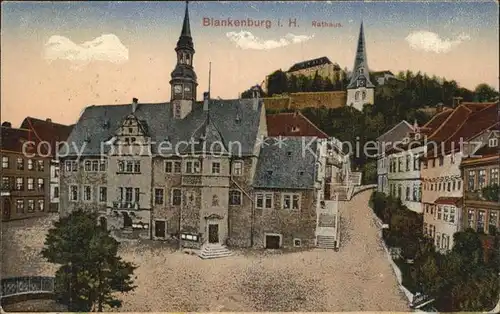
[[112, 201, 140, 210]]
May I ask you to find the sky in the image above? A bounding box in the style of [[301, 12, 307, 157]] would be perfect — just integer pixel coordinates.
[[1, 1, 499, 125]]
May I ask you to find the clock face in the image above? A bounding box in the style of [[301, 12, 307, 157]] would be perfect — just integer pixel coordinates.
[[184, 85, 191, 92], [174, 85, 182, 94]]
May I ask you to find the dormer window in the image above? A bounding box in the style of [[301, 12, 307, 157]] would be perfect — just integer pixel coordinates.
[[489, 138, 498, 147], [291, 126, 300, 133], [358, 67, 364, 74], [267, 170, 273, 176], [128, 127, 133, 134]]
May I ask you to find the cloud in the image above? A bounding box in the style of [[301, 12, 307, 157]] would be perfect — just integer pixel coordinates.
[[226, 31, 314, 50], [43, 34, 129, 70], [405, 31, 471, 53]]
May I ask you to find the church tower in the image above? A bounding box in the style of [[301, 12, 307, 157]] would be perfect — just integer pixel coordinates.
[[346, 22, 375, 111], [170, 1, 198, 119]]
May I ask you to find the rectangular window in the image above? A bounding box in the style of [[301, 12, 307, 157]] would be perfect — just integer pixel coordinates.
[[489, 211, 498, 234], [406, 186, 411, 201], [125, 187, 133, 202], [54, 186, 59, 198], [452, 180, 456, 190], [154, 188, 164, 205], [449, 207, 456, 224], [126, 161, 133, 172], [443, 206, 449, 222], [491, 168, 499, 185], [99, 187, 107, 203], [211, 162, 220, 174], [17, 158, 24, 170], [165, 161, 173, 173], [423, 222, 428, 236], [478, 169, 486, 189], [185, 160, 200, 174], [468, 209, 475, 228], [84, 160, 92, 171], [436, 232, 441, 248], [172, 189, 181, 205], [447, 182, 451, 192], [229, 190, 242, 205], [477, 210, 485, 233], [437, 206, 442, 220], [36, 160, 44, 171], [83, 185, 92, 201], [27, 178, 34, 191], [134, 161, 141, 173], [2, 156, 9, 169], [256, 193, 273, 209], [27, 199, 35, 212], [16, 178, 24, 191], [232, 161, 243, 176], [27, 159, 34, 170], [16, 199, 24, 213], [282, 193, 300, 210], [37, 199, 44, 211], [135, 188, 140, 203], [99, 160, 107, 172], [70, 185, 78, 201], [65, 160, 78, 172], [174, 161, 181, 173], [468, 170, 475, 191], [2, 176, 11, 190], [91, 160, 99, 172], [406, 155, 411, 171], [37, 178, 44, 191]]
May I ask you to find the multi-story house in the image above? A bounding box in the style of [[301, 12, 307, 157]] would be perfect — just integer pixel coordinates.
[[1, 123, 50, 221], [376, 120, 414, 195], [20, 117, 73, 212], [461, 127, 499, 234], [421, 102, 498, 252], [386, 137, 425, 213], [59, 2, 350, 254]]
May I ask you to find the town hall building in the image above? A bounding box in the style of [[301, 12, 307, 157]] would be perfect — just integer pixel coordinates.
[[59, 2, 354, 257]]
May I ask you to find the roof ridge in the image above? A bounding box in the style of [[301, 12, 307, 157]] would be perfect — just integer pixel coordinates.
[[297, 111, 329, 138], [427, 104, 471, 139]]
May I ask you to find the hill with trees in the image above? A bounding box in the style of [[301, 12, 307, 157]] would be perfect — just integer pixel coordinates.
[[241, 69, 499, 183]]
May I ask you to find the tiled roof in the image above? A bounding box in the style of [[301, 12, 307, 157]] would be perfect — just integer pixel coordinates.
[[253, 137, 318, 189], [62, 99, 263, 156], [421, 108, 453, 132], [0, 126, 48, 155], [434, 197, 462, 206], [423, 102, 498, 159], [20, 117, 74, 156], [288, 56, 336, 72], [266, 112, 329, 138]]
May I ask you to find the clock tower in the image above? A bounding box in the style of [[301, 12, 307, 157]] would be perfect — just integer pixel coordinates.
[[346, 22, 375, 111], [170, 1, 198, 119]]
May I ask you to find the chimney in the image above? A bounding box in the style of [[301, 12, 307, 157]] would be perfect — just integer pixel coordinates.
[[46, 118, 52, 123], [203, 92, 210, 111], [2, 121, 12, 128], [132, 98, 138, 113], [252, 85, 260, 110]]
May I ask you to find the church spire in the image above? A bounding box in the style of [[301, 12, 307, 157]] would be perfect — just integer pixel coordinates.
[[347, 22, 374, 89], [176, 1, 194, 52]]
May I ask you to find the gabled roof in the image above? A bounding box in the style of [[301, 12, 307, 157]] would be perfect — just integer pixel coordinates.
[[62, 99, 264, 157], [288, 56, 337, 72], [0, 126, 49, 155], [425, 102, 499, 158], [421, 108, 453, 134], [253, 137, 318, 189], [266, 112, 328, 138], [19, 117, 73, 156]]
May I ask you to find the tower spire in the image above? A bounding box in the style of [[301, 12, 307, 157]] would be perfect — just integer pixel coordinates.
[[176, 0, 194, 52], [347, 21, 374, 89], [181, 1, 191, 38]]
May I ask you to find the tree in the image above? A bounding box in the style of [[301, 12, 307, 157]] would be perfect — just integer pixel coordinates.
[[42, 210, 137, 311], [474, 83, 499, 102]]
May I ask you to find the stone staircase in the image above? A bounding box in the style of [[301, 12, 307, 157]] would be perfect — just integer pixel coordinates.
[[349, 172, 362, 186], [198, 244, 233, 259], [316, 235, 337, 249]]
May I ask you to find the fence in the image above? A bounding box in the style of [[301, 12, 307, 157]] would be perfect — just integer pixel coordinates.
[[0, 276, 55, 299]]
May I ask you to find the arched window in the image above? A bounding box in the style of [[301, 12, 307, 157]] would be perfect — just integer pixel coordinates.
[[358, 67, 364, 74], [355, 91, 360, 100], [362, 91, 366, 100]]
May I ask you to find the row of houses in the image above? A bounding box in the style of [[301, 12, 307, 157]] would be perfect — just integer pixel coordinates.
[[377, 101, 499, 251], [1, 118, 73, 221]]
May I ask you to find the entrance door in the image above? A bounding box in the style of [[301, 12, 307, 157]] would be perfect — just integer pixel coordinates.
[[155, 220, 166, 238], [122, 212, 132, 228], [208, 224, 219, 244], [2, 199, 11, 221], [265, 235, 281, 249]]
